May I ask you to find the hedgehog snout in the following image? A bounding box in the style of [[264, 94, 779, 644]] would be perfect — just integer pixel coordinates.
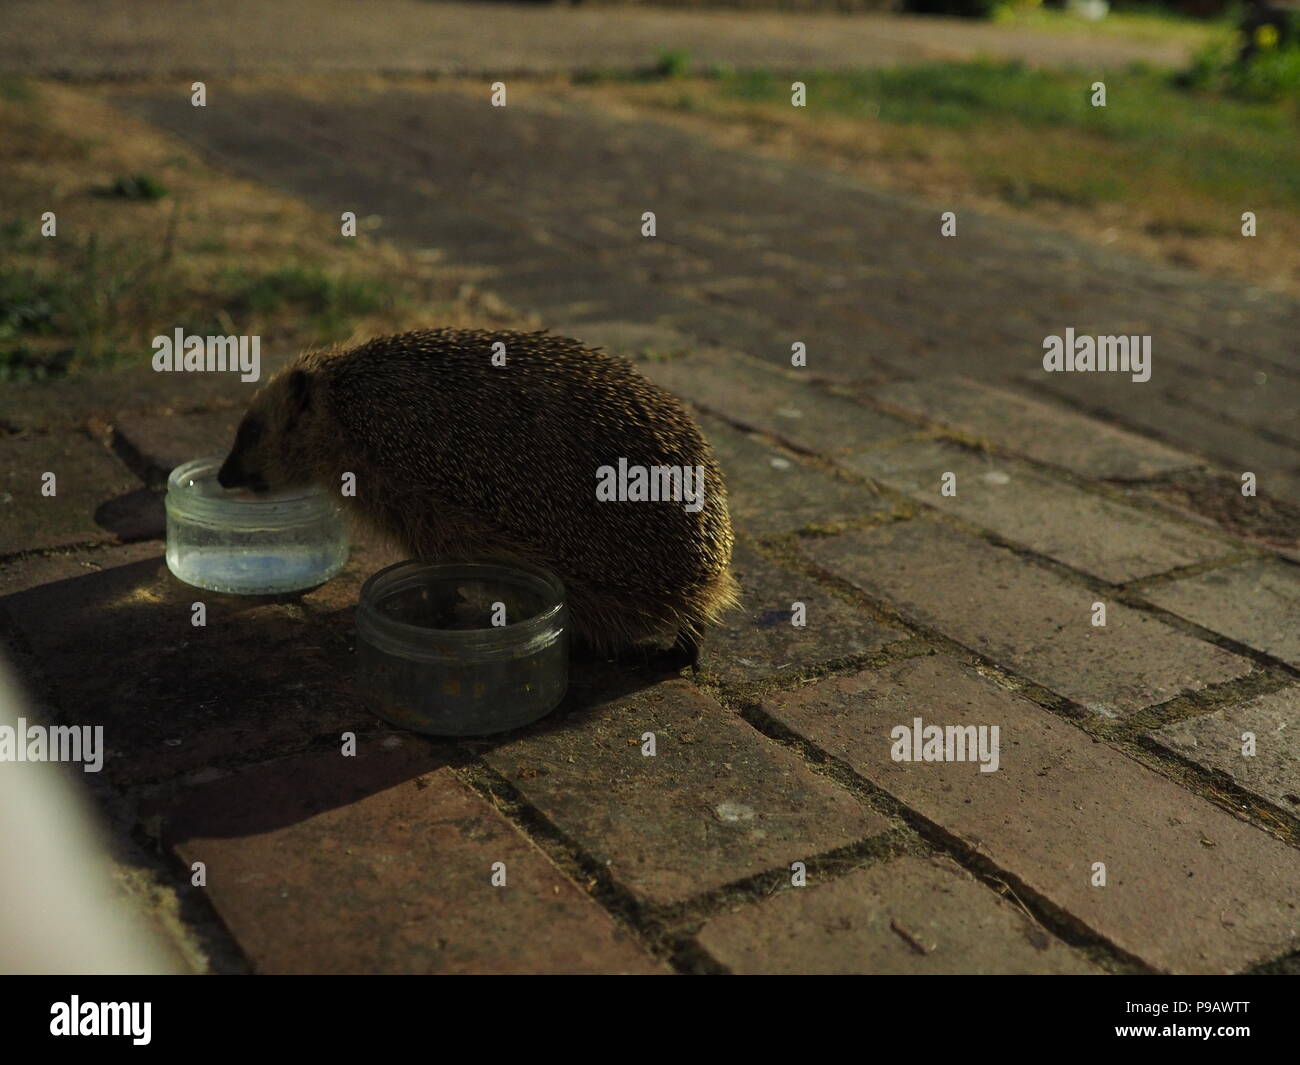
[[217, 453, 268, 493]]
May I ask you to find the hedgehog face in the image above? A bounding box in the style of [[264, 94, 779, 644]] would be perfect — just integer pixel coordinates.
[[218, 367, 318, 493]]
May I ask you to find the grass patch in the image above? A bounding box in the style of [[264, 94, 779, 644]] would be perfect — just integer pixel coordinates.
[[0, 76, 35, 103], [652, 49, 693, 80], [0, 79, 515, 380], [223, 265, 395, 336], [0, 219, 173, 376], [98, 172, 170, 201], [577, 56, 1300, 292], [722, 62, 1107, 128], [712, 61, 1300, 207], [1181, 28, 1300, 103], [992, 5, 1233, 48]]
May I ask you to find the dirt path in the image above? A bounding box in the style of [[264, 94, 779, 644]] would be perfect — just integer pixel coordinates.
[[2, 0, 1197, 78]]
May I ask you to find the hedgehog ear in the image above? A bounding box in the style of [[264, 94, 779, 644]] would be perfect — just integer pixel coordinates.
[[284, 369, 312, 429]]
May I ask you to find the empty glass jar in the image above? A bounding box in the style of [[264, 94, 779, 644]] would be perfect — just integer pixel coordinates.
[[355, 560, 568, 736]]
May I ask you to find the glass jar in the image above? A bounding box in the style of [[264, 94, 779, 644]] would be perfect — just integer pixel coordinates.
[[355, 560, 568, 736], [165, 456, 349, 595]]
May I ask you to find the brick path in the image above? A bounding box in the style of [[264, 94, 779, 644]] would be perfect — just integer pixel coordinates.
[[2, 77, 1299, 973], [0, 0, 1196, 79]]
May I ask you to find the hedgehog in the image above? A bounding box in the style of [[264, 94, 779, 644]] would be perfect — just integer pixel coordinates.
[[216, 328, 739, 667]]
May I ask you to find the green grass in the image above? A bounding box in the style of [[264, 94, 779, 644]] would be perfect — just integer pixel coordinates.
[[993, 4, 1235, 46], [98, 172, 170, 201], [222, 265, 395, 336], [722, 63, 1103, 127], [0, 221, 168, 377], [0, 262, 64, 381], [653, 49, 693, 80], [573, 48, 695, 84], [0, 76, 35, 103], [0, 217, 404, 380], [711, 60, 1300, 210], [0, 77, 496, 380]]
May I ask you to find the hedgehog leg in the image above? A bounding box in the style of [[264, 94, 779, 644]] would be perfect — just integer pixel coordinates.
[[650, 626, 700, 674], [677, 627, 701, 671], [572, 634, 694, 674]]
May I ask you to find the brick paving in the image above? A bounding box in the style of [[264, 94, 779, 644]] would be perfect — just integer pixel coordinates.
[[874, 376, 1198, 480], [1148, 687, 1300, 816], [484, 680, 892, 907], [1139, 560, 1300, 669], [841, 440, 1233, 582], [695, 413, 891, 536], [694, 855, 1103, 974], [802, 522, 1254, 717], [2, 59, 1299, 974], [161, 756, 663, 974], [698, 539, 906, 685], [759, 656, 1300, 974]]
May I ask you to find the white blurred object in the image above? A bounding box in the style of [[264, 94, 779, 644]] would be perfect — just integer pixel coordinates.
[[1069, 0, 1110, 19], [0, 657, 180, 974]]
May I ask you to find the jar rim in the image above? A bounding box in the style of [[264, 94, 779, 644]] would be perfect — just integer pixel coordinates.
[[356, 559, 567, 654], [167, 456, 337, 527]]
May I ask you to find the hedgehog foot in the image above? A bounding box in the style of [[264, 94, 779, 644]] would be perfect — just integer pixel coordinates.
[[569, 631, 699, 674], [675, 627, 702, 672], [648, 627, 700, 674]]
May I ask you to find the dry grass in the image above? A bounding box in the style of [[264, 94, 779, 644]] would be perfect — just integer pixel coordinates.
[[0, 78, 519, 379]]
